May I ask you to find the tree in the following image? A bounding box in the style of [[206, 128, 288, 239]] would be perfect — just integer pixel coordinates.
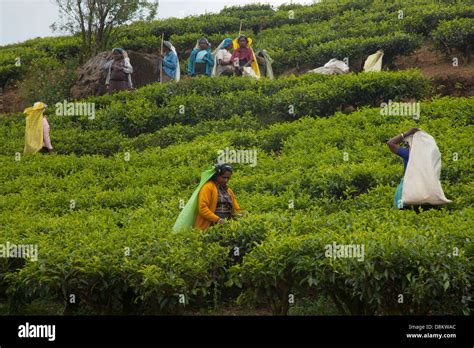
[[51, 0, 158, 59]]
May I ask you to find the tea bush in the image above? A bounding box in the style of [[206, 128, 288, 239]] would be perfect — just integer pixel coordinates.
[[1, 96, 472, 315], [0, 0, 472, 316], [0, 70, 430, 154], [432, 18, 474, 60]]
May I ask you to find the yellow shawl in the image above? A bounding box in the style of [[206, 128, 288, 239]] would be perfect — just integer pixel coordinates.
[[24, 102, 46, 154]]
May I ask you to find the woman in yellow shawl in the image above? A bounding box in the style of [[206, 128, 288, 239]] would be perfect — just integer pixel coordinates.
[[24, 102, 53, 154], [230, 35, 260, 78]]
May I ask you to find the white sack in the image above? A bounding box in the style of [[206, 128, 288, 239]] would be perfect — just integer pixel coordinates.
[[363, 50, 384, 72], [242, 66, 260, 79], [309, 58, 349, 75], [402, 131, 452, 205]]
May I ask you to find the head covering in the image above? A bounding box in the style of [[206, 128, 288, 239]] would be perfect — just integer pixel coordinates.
[[255, 49, 274, 80], [198, 38, 210, 46], [194, 38, 212, 51], [163, 41, 172, 50], [112, 47, 128, 59], [233, 36, 253, 49], [33, 101, 47, 110], [222, 38, 233, 48]]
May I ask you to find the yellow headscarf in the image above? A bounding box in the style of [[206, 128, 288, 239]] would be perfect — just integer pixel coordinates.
[[23, 102, 47, 154]]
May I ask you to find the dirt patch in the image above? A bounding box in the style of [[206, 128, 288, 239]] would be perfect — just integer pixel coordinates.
[[394, 44, 474, 97], [1, 85, 23, 113], [280, 44, 474, 97]]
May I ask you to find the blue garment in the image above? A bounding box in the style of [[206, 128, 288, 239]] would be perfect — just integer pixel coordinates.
[[195, 50, 208, 63], [396, 147, 410, 173], [188, 48, 214, 76], [394, 178, 404, 209], [162, 51, 178, 79], [394, 147, 409, 210]]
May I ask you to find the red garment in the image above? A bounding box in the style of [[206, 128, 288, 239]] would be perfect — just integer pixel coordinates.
[[230, 47, 253, 65]]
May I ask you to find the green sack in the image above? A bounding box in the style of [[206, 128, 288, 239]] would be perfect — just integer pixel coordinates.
[[172, 167, 216, 233]]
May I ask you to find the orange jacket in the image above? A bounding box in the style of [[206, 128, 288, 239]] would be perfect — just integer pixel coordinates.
[[195, 180, 241, 230]]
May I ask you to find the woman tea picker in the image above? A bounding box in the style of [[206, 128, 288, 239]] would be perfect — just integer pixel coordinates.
[[212, 38, 234, 76], [188, 38, 214, 77], [102, 48, 133, 93], [230, 35, 260, 78], [158, 40, 180, 83], [172, 164, 242, 232], [23, 102, 53, 154], [387, 127, 451, 209]]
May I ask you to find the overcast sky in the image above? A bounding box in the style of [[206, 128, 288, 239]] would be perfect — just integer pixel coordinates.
[[0, 0, 314, 46]]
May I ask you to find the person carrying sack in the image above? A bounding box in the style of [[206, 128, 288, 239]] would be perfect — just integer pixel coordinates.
[[387, 127, 451, 209], [172, 164, 242, 232], [387, 127, 419, 209], [23, 102, 53, 154]]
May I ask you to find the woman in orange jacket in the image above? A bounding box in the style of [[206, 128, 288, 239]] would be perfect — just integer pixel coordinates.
[[195, 164, 241, 230]]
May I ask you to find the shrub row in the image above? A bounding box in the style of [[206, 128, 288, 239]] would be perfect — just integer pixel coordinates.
[[1, 97, 472, 314], [0, 70, 432, 154], [432, 17, 474, 60]]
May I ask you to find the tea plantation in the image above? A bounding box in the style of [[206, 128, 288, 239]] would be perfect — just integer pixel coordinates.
[[0, 0, 473, 315]]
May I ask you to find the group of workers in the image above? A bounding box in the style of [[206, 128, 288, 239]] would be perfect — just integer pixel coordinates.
[[22, 37, 447, 226], [187, 36, 256, 78], [22, 99, 445, 230], [174, 127, 425, 232], [101, 35, 261, 93]]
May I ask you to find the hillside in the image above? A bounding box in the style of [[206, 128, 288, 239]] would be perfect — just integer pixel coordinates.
[[0, 0, 473, 316], [1, 0, 473, 111]]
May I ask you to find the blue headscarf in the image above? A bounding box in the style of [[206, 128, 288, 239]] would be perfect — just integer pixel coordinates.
[[222, 38, 233, 48]]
